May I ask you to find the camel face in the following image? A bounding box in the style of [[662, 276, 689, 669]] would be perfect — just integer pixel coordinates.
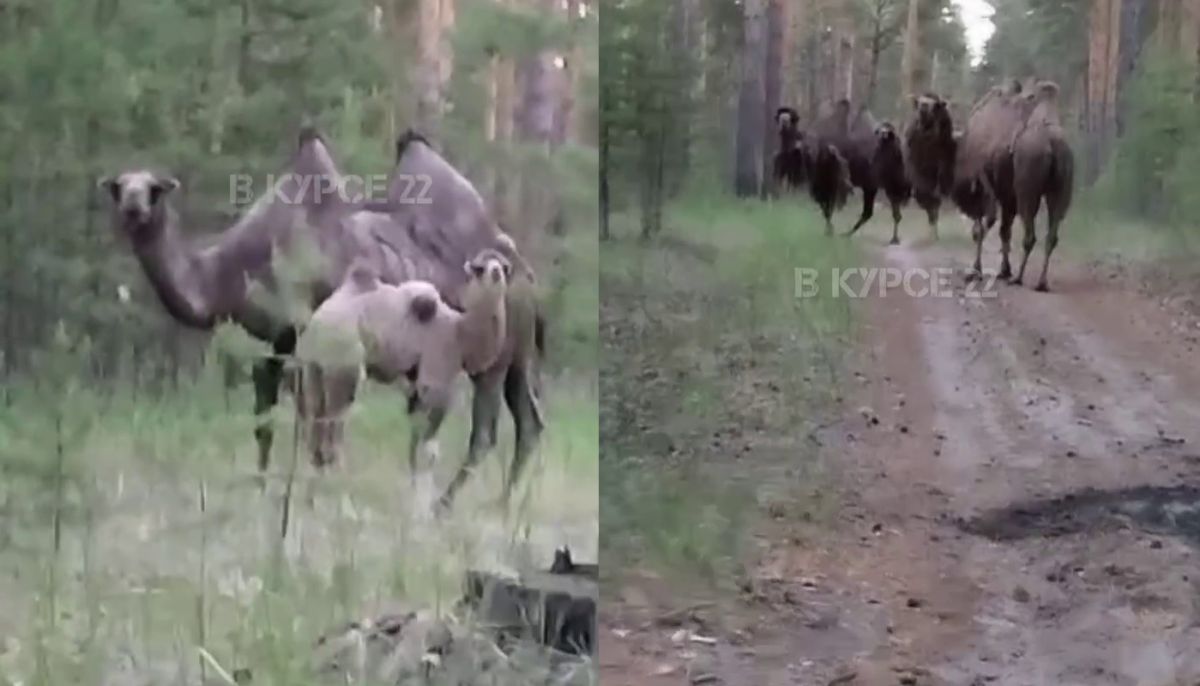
[[912, 95, 951, 135], [875, 122, 899, 145], [463, 249, 512, 293], [100, 171, 179, 237]]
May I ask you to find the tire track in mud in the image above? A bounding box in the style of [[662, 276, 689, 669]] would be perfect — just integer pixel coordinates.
[[865, 237, 1200, 686]]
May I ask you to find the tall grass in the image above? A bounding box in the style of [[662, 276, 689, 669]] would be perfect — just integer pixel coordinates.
[[600, 195, 857, 588], [0, 347, 597, 684]]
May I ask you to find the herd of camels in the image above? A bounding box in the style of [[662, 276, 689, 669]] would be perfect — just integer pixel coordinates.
[[774, 78, 1074, 292], [98, 128, 544, 511]]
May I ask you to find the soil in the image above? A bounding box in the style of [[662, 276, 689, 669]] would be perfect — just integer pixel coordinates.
[[601, 221, 1200, 686]]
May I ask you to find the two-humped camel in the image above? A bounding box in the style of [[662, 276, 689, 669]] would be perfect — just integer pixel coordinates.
[[910, 80, 1073, 291], [295, 249, 511, 490], [100, 128, 544, 508]]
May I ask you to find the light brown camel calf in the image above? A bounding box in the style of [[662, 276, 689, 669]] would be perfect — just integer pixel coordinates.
[[295, 248, 511, 489]]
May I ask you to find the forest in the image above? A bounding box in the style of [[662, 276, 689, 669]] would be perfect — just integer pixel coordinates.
[[0, 1, 598, 683], [600, 0, 1200, 683]]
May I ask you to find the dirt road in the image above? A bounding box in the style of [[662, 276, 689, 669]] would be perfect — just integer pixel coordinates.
[[602, 225, 1200, 685]]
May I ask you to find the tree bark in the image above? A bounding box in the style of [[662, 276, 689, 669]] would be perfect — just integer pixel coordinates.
[[762, 0, 783, 196], [735, 0, 766, 197], [899, 0, 922, 107]]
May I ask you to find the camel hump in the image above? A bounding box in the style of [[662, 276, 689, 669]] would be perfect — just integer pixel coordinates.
[[409, 290, 439, 324], [297, 125, 324, 147], [344, 259, 381, 292], [395, 129, 432, 162]]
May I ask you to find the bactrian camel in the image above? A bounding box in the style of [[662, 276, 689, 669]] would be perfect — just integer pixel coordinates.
[[100, 128, 544, 509], [1010, 81, 1074, 291], [296, 248, 511, 490]]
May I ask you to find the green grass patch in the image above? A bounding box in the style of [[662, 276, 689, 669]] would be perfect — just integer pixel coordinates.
[[600, 196, 858, 588], [0, 356, 597, 684]]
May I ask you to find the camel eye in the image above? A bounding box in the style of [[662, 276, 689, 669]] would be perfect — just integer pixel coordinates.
[[470, 264, 485, 278]]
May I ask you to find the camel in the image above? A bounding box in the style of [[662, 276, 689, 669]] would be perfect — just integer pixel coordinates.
[[1010, 82, 1074, 291], [772, 107, 809, 193], [946, 79, 1033, 280], [903, 93, 957, 240], [295, 248, 511, 478], [101, 127, 544, 509], [871, 122, 912, 245], [810, 99, 881, 237], [807, 142, 853, 235]]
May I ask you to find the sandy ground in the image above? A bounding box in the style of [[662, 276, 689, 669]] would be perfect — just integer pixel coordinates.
[[601, 220, 1200, 685]]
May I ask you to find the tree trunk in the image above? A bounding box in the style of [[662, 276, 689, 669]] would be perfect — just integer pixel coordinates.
[[600, 110, 610, 240], [735, 0, 766, 197], [761, 0, 783, 196], [1086, 0, 1121, 182], [414, 0, 443, 135], [1115, 0, 1145, 137], [899, 0, 922, 107]]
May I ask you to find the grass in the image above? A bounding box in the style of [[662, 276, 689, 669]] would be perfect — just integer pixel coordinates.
[[0, 353, 597, 684], [599, 195, 859, 589]]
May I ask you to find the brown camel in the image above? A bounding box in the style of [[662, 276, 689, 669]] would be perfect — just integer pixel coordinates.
[[808, 99, 882, 236], [903, 93, 957, 241], [948, 80, 1033, 280], [296, 248, 511, 479], [870, 121, 912, 245], [1010, 81, 1074, 291], [101, 128, 544, 509]]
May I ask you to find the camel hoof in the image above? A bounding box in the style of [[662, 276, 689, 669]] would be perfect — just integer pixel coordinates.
[[1008, 276, 1022, 286], [889, 237, 900, 246], [964, 270, 981, 283], [1035, 282, 1049, 293]]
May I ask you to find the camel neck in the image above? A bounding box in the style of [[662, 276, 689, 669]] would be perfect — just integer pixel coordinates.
[[131, 207, 220, 329], [458, 290, 506, 374]]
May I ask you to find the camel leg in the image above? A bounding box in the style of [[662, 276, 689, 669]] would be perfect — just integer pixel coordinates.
[[501, 361, 545, 504], [968, 218, 986, 281], [252, 330, 296, 475], [997, 210, 1015, 282], [822, 203, 835, 236], [438, 366, 505, 510], [888, 199, 902, 245], [1035, 212, 1062, 293], [407, 400, 447, 481], [846, 186, 876, 236], [927, 205, 939, 241], [252, 357, 285, 474], [1014, 203, 1039, 287]]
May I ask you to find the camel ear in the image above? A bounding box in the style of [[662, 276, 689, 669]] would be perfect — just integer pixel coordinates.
[[463, 260, 472, 276], [154, 177, 180, 195], [97, 176, 119, 201]]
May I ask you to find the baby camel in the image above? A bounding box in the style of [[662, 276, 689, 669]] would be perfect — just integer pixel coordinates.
[[295, 248, 511, 482]]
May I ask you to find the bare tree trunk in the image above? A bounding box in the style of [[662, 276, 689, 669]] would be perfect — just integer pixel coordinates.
[[735, 0, 766, 197], [1087, 0, 1121, 182], [899, 0, 922, 107], [762, 0, 783, 196], [1115, 0, 1145, 137]]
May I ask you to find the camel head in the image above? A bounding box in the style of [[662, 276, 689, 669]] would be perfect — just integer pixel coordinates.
[[461, 248, 511, 307], [911, 93, 953, 135], [875, 121, 900, 146], [99, 170, 179, 239], [776, 107, 800, 133]]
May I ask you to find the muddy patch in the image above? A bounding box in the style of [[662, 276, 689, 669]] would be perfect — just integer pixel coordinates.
[[959, 484, 1200, 544]]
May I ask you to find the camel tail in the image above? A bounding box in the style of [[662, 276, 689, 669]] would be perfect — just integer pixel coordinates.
[[1048, 137, 1074, 222], [534, 310, 546, 359], [409, 292, 439, 324], [395, 129, 432, 162]]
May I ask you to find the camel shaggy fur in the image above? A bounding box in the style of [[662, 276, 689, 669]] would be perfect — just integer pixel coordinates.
[[1010, 81, 1074, 291], [871, 122, 912, 245], [807, 142, 853, 235], [102, 127, 544, 509], [903, 93, 957, 240], [812, 99, 880, 236], [950, 79, 1032, 280], [772, 107, 809, 192], [295, 249, 511, 476]]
